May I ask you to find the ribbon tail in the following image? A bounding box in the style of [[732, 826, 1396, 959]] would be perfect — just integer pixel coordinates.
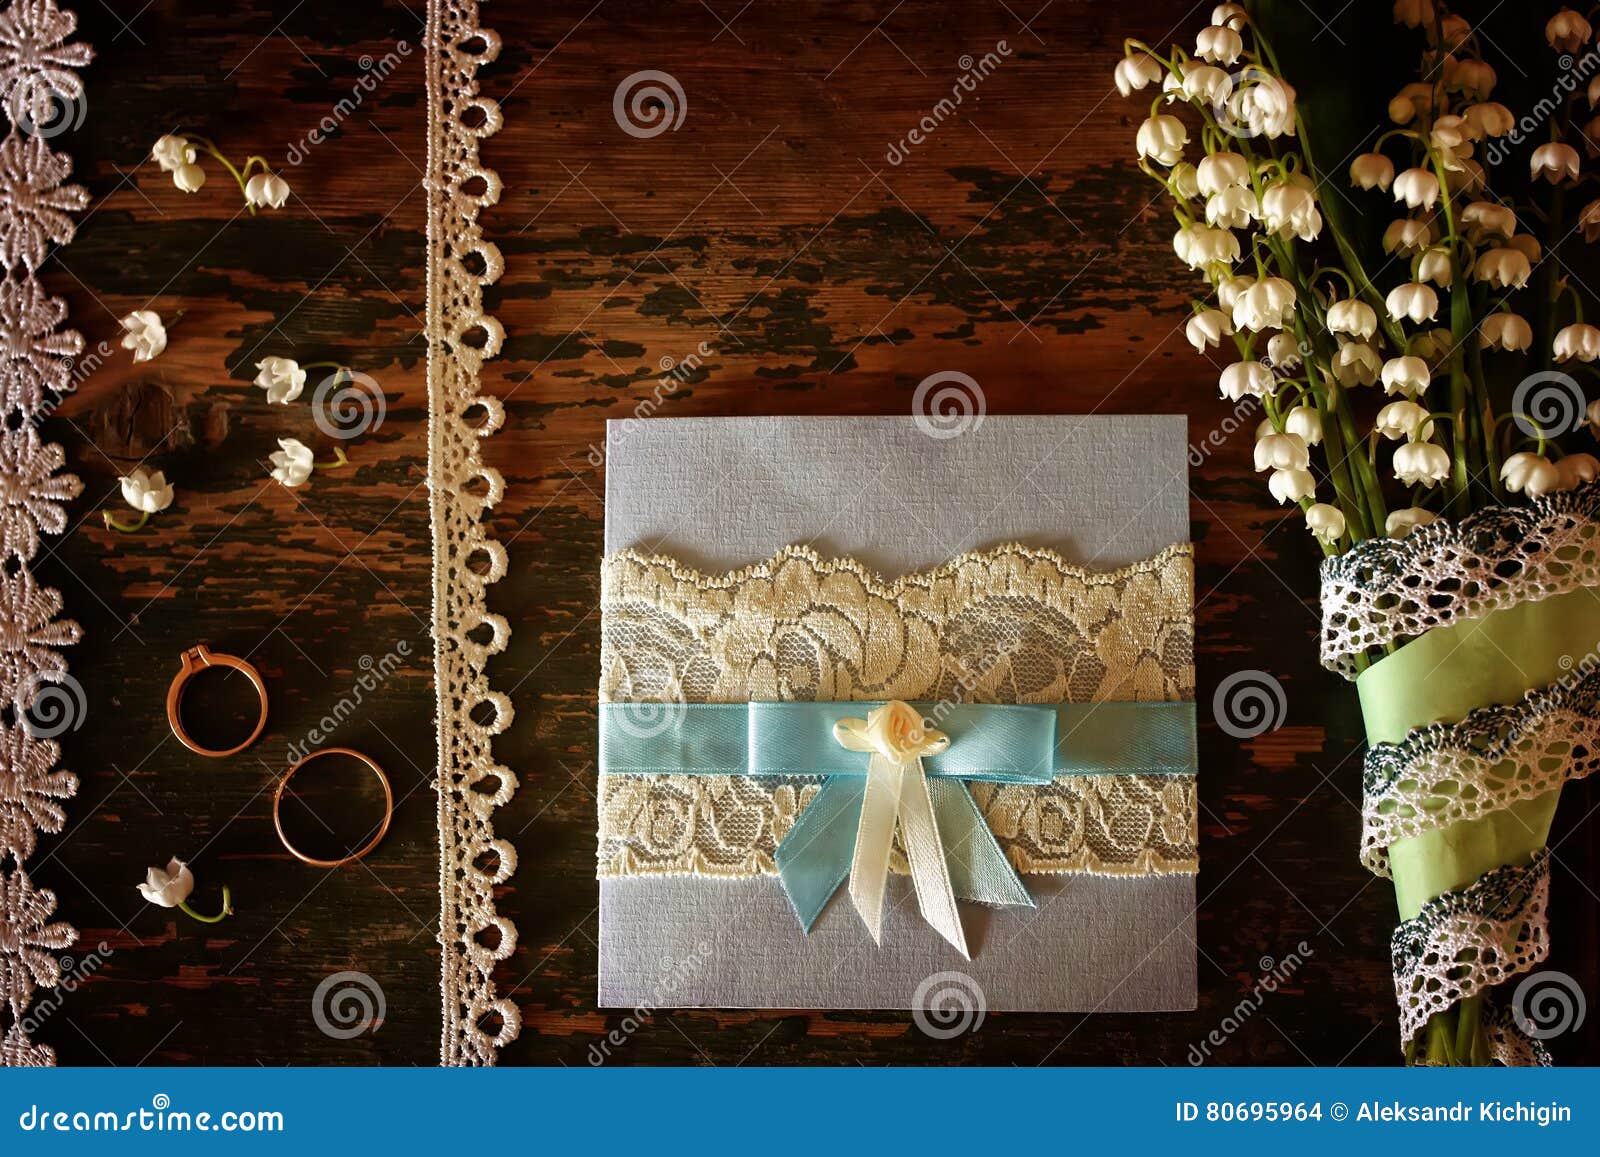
[[773, 776, 862, 933], [929, 779, 1034, 910], [899, 758, 970, 959], [848, 752, 902, 943]]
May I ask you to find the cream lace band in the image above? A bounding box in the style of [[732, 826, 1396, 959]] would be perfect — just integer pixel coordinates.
[[598, 543, 1197, 880]]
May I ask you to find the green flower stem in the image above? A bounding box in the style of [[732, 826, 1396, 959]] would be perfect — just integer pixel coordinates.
[[318, 446, 350, 470], [189, 136, 258, 214], [101, 509, 149, 533], [178, 885, 233, 924]]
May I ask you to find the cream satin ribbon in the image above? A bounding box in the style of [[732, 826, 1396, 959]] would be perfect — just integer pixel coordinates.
[[833, 701, 969, 958]]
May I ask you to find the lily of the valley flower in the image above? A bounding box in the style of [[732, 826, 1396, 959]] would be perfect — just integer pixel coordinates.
[[1185, 309, 1232, 353], [1349, 152, 1394, 191], [1451, 59, 1496, 101], [1459, 200, 1515, 242], [254, 356, 308, 404], [1195, 25, 1242, 65], [1219, 360, 1273, 401], [1254, 431, 1310, 472], [1376, 399, 1433, 441], [138, 858, 233, 923], [1114, 54, 1163, 97], [1181, 64, 1232, 104], [1386, 282, 1440, 324], [1232, 276, 1295, 331], [1393, 0, 1431, 30], [1267, 466, 1315, 504], [1501, 451, 1560, 498], [269, 437, 315, 487], [1169, 162, 1201, 199], [1392, 167, 1439, 209], [1558, 452, 1600, 489], [119, 310, 167, 362], [1393, 440, 1451, 487], [1386, 507, 1437, 537], [1546, 8, 1592, 54], [151, 134, 204, 192], [1136, 115, 1188, 165], [1380, 355, 1431, 397], [1417, 247, 1453, 287], [1211, 2, 1247, 29], [1267, 333, 1303, 369], [1531, 142, 1580, 184], [1580, 199, 1600, 242], [1388, 81, 1434, 124], [1481, 312, 1533, 351], [1332, 340, 1381, 387], [1304, 503, 1346, 545], [1461, 101, 1515, 138], [244, 172, 291, 209], [1260, 182, 1321, 240], [1382, 218, 1435, 255], [103, 467, 174, 533], [1472, 247, 1532, 289], [1205, 185, 1257, 229], [1197, 151, 1250, 194], [1173, 223, 1239, 270], [1231, 74, 1296, 137], [1327, 299, 1377, 340], [1554, 322, 1600, 362], [1284, 405, 1323, 445]]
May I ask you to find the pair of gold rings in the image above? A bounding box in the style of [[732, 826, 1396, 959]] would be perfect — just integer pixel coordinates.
[[165, 645, 392, 868]]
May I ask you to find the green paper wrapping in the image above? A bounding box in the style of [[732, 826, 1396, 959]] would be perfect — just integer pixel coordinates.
[[1355, 587, 1600, 918]]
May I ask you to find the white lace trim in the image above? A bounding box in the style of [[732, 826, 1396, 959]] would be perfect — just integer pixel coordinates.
[[1320, 483, 1600, 679], [1390, 852, 1550, 1050], [427, 0, 518, 1067], [1361, 667, 1600, 877], [0, 0, 85, 1070]]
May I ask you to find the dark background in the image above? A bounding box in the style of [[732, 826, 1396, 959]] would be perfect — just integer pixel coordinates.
[[26, 0, 1599, 1065]]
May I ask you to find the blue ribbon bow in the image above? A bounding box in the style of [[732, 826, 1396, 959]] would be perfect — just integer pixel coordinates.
[[600, 699, 1197, 947]]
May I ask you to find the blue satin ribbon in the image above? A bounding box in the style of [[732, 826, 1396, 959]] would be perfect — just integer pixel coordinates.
[[599, 699, 1198, 933]]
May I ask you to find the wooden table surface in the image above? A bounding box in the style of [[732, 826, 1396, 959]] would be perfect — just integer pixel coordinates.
[[33, 0, 1598, 1066]]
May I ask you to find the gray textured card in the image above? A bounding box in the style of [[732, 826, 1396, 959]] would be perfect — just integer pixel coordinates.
[[600, 415, 1195, 1011]]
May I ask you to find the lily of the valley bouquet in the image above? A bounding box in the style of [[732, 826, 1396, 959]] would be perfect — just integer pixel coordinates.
[[1120, 0, 1600, 1063]]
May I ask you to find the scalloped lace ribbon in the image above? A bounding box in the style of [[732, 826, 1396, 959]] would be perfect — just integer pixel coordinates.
[[1390, 851, 1550, 1050], [1361, 666, 1600, 877], [1320, 483, 1600, 680], [0, 0, 88, 1069], [599, 543, 1197, 880], [427, 0, 518, 1066]]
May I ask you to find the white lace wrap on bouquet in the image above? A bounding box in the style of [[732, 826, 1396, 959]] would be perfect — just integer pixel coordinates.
[[1361, 666, 1600, 877], [426, 0, 518, 1066], [0, 0, 87, 1069], [1390, 851, 1551, 1050], [598, 543, 1197, 880], [1320, 483, 1600, 680]]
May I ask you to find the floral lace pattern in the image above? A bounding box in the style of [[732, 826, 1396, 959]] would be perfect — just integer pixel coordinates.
[[1361, 667, 1600, 876], [1390, 851, 1550, 1050], [598, 543, 1197, 879], [0, 0, 84, 1070], [426, 0, 518, 1066], [1320, 483, 1600, 679]]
